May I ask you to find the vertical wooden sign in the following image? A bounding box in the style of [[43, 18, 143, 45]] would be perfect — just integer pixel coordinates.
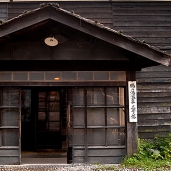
[[128, 81, 137, 122]]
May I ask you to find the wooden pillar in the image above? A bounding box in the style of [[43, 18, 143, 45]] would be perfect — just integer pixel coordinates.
[[126, 70, 138, 157]]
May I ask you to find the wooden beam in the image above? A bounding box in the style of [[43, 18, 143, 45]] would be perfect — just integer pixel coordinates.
[[126, 70, 138, 157], [0, 81, 126, 87]]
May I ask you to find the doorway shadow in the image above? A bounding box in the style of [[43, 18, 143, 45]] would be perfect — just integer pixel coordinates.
[[21, 149, 67, 164]]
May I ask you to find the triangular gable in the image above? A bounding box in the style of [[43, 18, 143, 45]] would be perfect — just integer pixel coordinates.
[[0, 2, 170, 66]]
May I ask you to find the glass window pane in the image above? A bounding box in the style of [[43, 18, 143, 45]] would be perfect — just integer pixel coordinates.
[[3, 88, 19, 106], [106, 87, 119, 105], [107, 128, 125, 146], [110, 71, 126, 81], [73, 108, 85, 126], [13, 73, 28, 81], [49, 102, 60, 112], [87, 108, 105, 126], [62, 72, 76, 81], [73, 129, 85, 145], [49, 91, 60, 101], [49, 122, 60, 131], [30, 73, 44, 80], [38, 112, 46, 121], [78, 72, 93, 81], [107, 108, 125, 126], [2, 129, 19, 146], [45, 72, 60, 81], [1, 109, 19, 126], [87, 88, 105, 106], [49, 112, 60, 121], [87, 129, 105, 146], [73, 88, 84, 106], [107, 108, 119, 126], [0, 73, 11, 81], [94, 72, 109, 80], [39, 92, 46, 101]]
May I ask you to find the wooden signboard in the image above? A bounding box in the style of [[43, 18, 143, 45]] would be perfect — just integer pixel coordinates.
[[128, 81, 137, 122]]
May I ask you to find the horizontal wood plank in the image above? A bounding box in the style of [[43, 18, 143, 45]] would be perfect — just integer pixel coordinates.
[[138, 102, 171, 107], [88, 156, 124, 164], [0, 156, 19, 165], [138, 97, 171, 103], [88, 149, 126, 157], [137, 92, 171, 97], [0, 149, 19, 156], [138, 125, 171, 133], [137, 71, 171, 78], [137, 107, 170, 114], [138, 132, 170, 139], [138, 114, 171, 120], [138, 119, 171, 126]]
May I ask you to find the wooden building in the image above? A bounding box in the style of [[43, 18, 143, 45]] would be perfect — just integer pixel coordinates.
[[0, 1, 171, 165]]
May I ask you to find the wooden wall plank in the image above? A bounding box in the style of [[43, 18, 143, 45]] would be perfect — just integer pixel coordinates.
[[88, 149, 126, 157], [138, 125, 171, 133], [7, 2, 113, 27], [0, 3, 7, 21], [138, 107, 170, 114], [138, 119, 171, 126], [138, 97, 171, 103], [112, 2, 171, 54], [88, 156, 124, 164], [137, 71, 171, 78], [139, 132, 170, 139], [138, 92, 171, 98], [0, 149, 19, 156], [0, 156, 19, 165], [138, 113, 171, 120]]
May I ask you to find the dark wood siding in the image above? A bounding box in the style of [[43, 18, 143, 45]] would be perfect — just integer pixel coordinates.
[[0, 3, 7, 21], [7, 2, 113, 28], [112, 2, 171, 54], [111, 2, 171, 139], [136, 65, 171, 139]]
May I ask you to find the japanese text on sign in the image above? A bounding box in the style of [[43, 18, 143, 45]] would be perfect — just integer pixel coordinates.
[[128, 81, 137, 122]]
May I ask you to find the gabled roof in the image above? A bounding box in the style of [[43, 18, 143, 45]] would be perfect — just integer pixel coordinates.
[[0, 2, 170, 66]]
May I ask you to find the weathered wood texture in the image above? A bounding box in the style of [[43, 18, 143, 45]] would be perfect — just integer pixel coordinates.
[[112, 2, 171, 54], [111, 2, 171, 139], [7, 2, 113, 28], [137, 65, 171, 139], [0, 3, 7, 21]]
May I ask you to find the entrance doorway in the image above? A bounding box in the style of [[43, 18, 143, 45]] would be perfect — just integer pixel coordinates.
[[21, 88, 67, 164]]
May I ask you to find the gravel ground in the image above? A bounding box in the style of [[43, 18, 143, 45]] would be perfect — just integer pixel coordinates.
[[0, 164, 142, 171]]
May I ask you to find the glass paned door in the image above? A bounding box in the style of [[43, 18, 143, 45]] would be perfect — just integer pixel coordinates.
[[36, 90, 61, 149], [69, 87, 126, 164], [0, 88, 20, 165]]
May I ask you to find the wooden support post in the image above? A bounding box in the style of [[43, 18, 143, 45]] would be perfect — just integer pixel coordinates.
[[126, 71, 138, 157]]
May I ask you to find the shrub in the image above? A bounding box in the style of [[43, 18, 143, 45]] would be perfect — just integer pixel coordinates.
[[121, 134, 171, 170]]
